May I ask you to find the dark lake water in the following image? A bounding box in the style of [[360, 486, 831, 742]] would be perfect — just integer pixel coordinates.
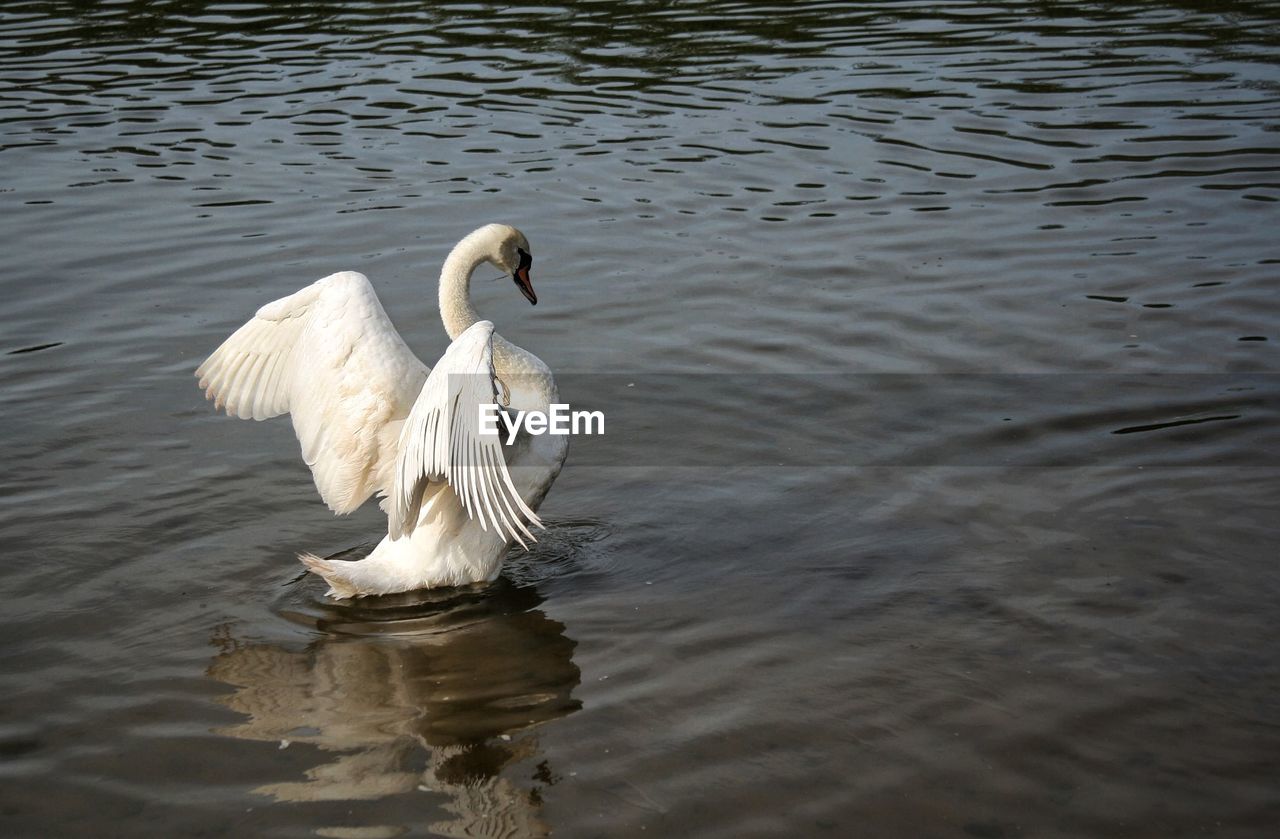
[[2, 2, 1278, 836]]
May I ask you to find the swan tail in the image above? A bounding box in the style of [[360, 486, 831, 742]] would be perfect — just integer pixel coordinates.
[[298, 552, 362, 600]]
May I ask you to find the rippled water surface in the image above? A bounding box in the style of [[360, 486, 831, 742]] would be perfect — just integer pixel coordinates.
[[2, 2, 1278, 836]]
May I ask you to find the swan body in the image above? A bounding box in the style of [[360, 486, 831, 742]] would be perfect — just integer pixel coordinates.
[[196, 224, 565, 598]]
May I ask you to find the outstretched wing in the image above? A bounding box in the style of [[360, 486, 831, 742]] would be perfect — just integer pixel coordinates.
[[390, 320, 542, 546], [196, 271, 428, 514]]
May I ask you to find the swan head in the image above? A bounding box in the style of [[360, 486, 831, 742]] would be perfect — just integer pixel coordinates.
[[477, 223, 536, 306]]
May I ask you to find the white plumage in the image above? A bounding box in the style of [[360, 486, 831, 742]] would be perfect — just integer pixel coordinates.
[[196, 224, 565, 598], [199, 271, 427, 514], [390, 319, 539, 547]]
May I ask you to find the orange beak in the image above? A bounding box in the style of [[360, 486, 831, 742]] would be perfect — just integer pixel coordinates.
[[513, 248, 536, 305], [513, 266, 536, 305]]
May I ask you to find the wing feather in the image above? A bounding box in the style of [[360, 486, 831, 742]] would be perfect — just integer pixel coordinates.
[[389, 321, 542, 545], [196, 271, 428, 514]]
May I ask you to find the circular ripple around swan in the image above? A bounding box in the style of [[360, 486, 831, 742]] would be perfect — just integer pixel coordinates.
[[270, 519, 615, 636]]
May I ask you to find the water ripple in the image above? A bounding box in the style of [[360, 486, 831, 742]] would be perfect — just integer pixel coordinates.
[[2, 3, 1278, 837]]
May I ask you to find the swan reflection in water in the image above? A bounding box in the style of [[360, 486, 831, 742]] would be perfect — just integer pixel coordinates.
[[207, 564, 581, 837]]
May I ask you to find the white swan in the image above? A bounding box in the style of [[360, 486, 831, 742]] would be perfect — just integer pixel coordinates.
[[195, 224, 566, 598]]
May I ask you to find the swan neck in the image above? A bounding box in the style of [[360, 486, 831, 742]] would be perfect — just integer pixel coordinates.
[[438, 237, 486, 340]]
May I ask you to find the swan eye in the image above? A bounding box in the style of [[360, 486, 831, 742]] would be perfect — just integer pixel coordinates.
[[516, 248, 531, 271]]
